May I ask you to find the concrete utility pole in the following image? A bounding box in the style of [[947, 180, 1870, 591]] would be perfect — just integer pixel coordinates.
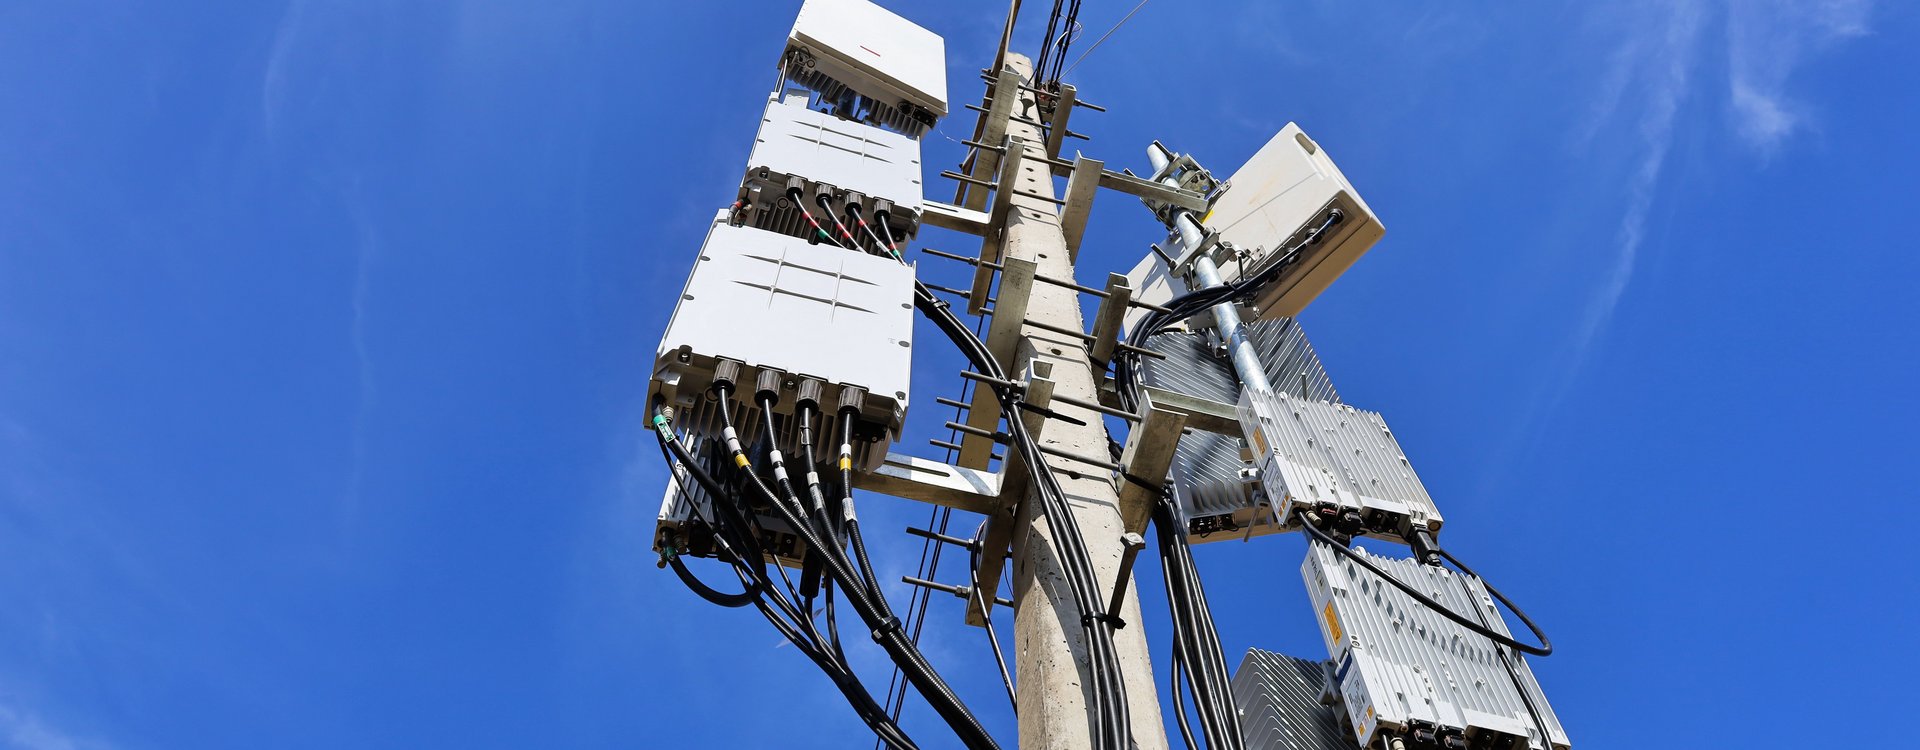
[[651, 3, 1572, 746], [988, 55, 1170, 750]]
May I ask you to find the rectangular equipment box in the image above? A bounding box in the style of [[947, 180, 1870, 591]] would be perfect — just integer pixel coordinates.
[[1205, 123, 1383, 319], [1120, 124, 1382, 331], [1237, 388, 1442, 545], [650, 213, 914, 472], [1303, 543, 1569, 750], [736, 94, 924, 245], [786, 0, 947, 124]]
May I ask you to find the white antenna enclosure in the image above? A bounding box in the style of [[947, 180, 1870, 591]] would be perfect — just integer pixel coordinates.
[[788, 0, 949, 118]]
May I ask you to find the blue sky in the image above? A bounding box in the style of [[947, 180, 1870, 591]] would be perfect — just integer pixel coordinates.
[[2, 1, 1916, 748]]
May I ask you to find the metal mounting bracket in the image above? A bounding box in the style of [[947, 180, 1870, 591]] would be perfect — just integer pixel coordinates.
[[967, 135, 1028, 314], [1117, 392, 1187, 534], [1043, 83, 1078, 161], [1088, 273, 1133, 365], [965, 342, 1051, 628], [853, 452, 1003, 515], [1098, 378, 1240, 437], [1061, 156, 1102, 260]]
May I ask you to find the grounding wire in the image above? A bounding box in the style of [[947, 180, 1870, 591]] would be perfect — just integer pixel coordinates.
[[1295, 509, 1552, 657]]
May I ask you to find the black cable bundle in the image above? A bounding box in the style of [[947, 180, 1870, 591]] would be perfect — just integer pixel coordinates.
[[783, 189, 1135, 748], [1151, 500, 1245, 750], [913, 281, 1135, 749], [654, 394, 1001, 750], [1031, 0, 1085, 89], [654, 424, 919, 748]]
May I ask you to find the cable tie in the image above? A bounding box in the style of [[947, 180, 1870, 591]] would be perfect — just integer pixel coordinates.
[[1081, 612, 1126, 629], [870, 616, 903, 643]]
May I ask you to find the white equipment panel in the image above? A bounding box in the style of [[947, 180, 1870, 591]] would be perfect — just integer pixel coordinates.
[[1237, 388, 1442, 544], [747, 94, 924, 212], [788, 0, 948, 118], [1205, 123, 1383, 318], [1304, 544, 1569, 750], [650, 213, 914, 468]]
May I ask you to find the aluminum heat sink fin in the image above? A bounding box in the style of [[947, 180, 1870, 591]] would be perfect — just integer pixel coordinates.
[[1140, 317, 1339, 407], [1231, 649, 1355, 750], [1303, 544, 1570, 750], [1140, 317, 1338, 542]]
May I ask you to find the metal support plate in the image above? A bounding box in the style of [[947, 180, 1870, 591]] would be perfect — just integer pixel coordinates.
[[921, 200, 991, 236], [955, 63, 1019, 210], [1043, 83, 1077, 161], [1117, 393, 1187, 534], [956, 255, 1036, 471], [1098, 379, 1240, 436], [1087, 273, 1131, 365], [1061, 156, 1102, 260], [964, 340, 1049, 627], [853, 452, 1002, 515]]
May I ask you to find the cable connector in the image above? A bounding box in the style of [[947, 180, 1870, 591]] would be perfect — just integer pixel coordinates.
[[755, 369, 783, 405], [836, 385, 866, 415], [712, 359, 741, 392], [795, 378, 824, 412], [1408, 526, 1442, 566]]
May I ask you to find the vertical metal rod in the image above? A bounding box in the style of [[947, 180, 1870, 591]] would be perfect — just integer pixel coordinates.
[[1189, 255, 1273, 394], [1155, 146, 1273, 395], [1106, 533, 1147, 621]]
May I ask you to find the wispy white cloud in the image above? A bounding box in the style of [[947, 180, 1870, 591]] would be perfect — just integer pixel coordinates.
[[1558, 0, 1871, 393], [1494, 0, 1874, 483], [340, 185, 378, 531], [1482, 1, 1711, 487], [1579, 2, 1706, 358], [1727, 0, 1871, 154], [1551, 0, 1709, 398], [259, 0, 309, 149]]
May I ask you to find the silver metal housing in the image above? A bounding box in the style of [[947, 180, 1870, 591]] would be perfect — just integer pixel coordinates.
[[1237, 388, 1442, 544], [1303, 543, 1569, 750], [1204, 123, 1383, 318], [1123, 123, 1384, 329]]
